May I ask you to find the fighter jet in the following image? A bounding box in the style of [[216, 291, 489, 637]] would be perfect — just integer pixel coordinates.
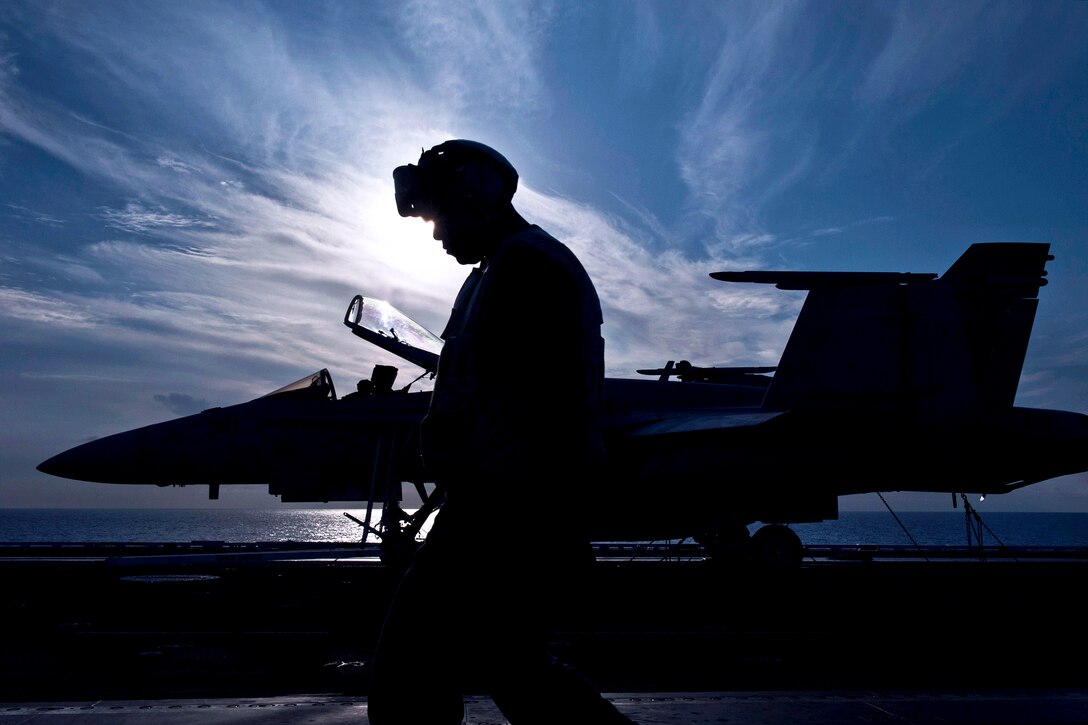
[[37, 242, 1088, 566]]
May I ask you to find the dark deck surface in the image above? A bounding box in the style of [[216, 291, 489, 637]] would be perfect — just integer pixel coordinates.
[[5, 690, 1088, 724], [2, 542, 1087, 722]]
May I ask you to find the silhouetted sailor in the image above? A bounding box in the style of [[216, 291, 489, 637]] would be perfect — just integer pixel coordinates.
[[368, 140, 634, 724]]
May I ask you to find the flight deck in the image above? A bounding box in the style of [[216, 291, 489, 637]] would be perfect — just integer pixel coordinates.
[[2, 541, 1087, 722], [5, 690, 1088, 724]]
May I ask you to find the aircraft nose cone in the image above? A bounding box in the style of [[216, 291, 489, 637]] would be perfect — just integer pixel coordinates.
[[35, 413, 235, 486], [37, 440, 115, 483], [36, 427, 155, 484], [37, 451, 69, 478]]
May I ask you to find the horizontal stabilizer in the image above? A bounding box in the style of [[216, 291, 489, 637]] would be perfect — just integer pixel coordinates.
[[710, 270, 937, 289], [637, 360, 775, 385]]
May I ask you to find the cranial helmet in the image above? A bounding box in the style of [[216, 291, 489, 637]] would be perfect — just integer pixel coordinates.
[[393, 140, 519, 219]]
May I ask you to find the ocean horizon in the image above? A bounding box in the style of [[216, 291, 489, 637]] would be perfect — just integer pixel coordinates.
[[2, 508, 1088, 548]]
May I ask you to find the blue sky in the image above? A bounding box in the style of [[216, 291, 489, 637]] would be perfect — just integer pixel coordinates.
[[1, 1, 1086, 512]]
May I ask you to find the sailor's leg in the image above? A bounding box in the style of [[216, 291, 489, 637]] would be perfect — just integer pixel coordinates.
[[482, 538, 637, 724], [367, 542, 464, 725], [490, 653, 637, 725]]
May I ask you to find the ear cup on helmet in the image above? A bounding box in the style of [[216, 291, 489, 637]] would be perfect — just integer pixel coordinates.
[[454, 157, 511, 208]]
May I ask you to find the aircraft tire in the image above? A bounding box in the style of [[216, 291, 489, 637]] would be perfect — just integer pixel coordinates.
[[749, 524, 803, 571]]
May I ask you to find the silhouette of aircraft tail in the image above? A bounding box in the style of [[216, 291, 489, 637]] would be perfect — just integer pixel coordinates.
[[715, 243, 1053, 418]]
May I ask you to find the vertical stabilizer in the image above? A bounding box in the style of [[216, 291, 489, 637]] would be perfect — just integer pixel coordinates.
[[938, 243, 1052, 411], [715, 243, 1052, 418]]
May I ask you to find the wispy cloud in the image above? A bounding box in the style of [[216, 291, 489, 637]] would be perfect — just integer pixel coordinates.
[[154, 392, 210, 416], [858, 3, 996, 111], [0, 286, 96, 327], [521, 187, 801, 374], [810, 217, 895, 239], [672, 4, 824, 255], [395, 0, 553, 114], [155, 153, 200, 174], [5, 204, 66, 227], [667, 2, 1087, 264], [100, 203, 215, 235]]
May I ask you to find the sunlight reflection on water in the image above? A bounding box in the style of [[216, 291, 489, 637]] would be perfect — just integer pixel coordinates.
[[1, 509, 1086, 546], [0, 507, 437, 543], [263, 508, 438, 543]]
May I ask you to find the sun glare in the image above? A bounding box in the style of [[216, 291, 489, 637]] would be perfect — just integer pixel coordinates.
[[359, 195, 463, 294]]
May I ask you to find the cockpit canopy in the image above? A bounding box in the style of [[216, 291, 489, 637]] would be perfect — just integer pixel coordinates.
[[344, 295, 443, 373], [262, 368, 337, 401]]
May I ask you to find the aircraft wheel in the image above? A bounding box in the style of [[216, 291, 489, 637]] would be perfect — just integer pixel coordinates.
[[749, 524, 803, 570]]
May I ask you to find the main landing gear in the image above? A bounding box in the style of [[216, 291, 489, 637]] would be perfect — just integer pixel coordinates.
[[697, 523, 804, 570], [749, 524, 803, 570]]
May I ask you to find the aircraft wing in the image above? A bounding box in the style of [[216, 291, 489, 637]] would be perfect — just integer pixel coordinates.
[[343, 295, 443, 374], [626, 410, 783, 437]]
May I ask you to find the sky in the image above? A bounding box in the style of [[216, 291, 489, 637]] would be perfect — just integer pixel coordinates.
[[1, 1, 1087, 513]]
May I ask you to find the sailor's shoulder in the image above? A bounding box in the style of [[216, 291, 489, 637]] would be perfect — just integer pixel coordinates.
[[494, 225, 581, 271]]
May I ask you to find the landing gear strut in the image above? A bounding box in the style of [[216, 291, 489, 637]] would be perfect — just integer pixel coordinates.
[[345, 483, 445, 571]]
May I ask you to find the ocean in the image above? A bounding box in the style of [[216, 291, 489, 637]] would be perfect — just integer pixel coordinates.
[[2, 508, 1088, 548]]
